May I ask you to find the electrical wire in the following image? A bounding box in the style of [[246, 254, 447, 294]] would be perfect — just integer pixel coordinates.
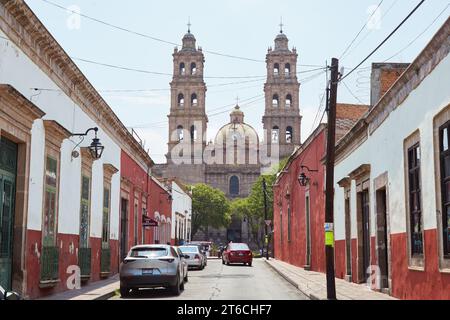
[[339, 0, 385, 59], [342, 80, 366, 105], [340, 0, 426, 82], [384, 2, 450, 62], [39, 0, 322, 67]]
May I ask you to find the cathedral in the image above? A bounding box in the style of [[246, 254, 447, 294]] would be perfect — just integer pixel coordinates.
[[153, 26, 302, 246]]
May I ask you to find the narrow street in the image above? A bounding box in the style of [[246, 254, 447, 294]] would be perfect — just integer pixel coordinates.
[[110, 258, 308, 300]]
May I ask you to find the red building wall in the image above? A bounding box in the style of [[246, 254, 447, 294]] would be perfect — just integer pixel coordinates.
[[148, 178, 172, 245], [120, 151, 154, 251], [273, 126, 327, 273]]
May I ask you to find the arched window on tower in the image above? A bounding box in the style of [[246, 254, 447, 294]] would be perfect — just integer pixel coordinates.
[[178, 93, 185, 108], [273, 63, 280, 76], [286, 94, 292, 108], [272, 94, 279, 108], [179, 63, 186, 76], [191, 93, 198, 107], [191, 63, 197, 75], [285, 63, 291, 77], [190, 125, 197, 142], [272, 126, 280, 143], [177, 125, 184, 141], [229, 176, 240, 196], [286, 126, 293, 143]]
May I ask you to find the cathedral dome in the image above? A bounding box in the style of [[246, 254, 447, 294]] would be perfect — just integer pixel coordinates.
[[215, 106, 259, 144]]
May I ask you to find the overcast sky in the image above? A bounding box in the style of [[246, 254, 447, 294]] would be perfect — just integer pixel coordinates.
[[25, 0, 450, 163]]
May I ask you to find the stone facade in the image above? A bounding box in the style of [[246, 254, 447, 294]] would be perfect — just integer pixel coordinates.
[[262, 30, 302, 160], [154, 29, 303, 248]]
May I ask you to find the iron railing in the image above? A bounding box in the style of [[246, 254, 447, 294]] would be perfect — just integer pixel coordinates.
[[100, 248, 111, 274], [40, 246, 59, 281], [78, 247, 91, 277]]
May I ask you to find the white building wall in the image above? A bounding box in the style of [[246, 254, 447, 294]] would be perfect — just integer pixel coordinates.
[[334, 52, 450, 241], [0, 30, 121, 238], [170, 182, 192, 241]]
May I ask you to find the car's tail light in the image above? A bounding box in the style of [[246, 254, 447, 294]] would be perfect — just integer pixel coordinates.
[[230, 252, 235, 256], [123, 259, 136, 264], [159, 258, 175, 263], [248, 251, 252, 256], [194, 254, 200, 260]]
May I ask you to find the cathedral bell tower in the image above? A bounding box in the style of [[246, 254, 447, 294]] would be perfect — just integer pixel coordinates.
[[167, 25, 208, 165], [262, 25, 302, 160]]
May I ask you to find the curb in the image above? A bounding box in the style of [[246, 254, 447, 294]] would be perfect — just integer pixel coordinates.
[[93, 288, 118, 300], [264, 259, 321, 300]]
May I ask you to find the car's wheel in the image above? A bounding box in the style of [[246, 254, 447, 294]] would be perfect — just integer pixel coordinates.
[[184, 273, 188, 283], [170, 274, 181, 296], [120, 286, 130, 298], [222, 258, 225, 265], [248, 262, 252, 267], [226, 260, 230, 266]]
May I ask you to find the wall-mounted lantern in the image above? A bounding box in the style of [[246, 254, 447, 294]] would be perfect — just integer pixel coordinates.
[[71, 127, 105, 160], [297, 165, 319, 187]]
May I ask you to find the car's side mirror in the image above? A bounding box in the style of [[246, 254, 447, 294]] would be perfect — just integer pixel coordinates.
[[183, 254, 190, 259], [5, 291, 22, 300]]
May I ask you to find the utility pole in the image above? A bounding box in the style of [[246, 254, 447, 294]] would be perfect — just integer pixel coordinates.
[[324, 58, 339, 300], [262, 177, 269, 260]]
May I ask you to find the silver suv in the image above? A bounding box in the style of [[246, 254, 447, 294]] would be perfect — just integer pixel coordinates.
[[119, 244, 188, 297]]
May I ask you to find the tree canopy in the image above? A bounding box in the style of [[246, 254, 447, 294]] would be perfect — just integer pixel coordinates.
[[191, 183, 231, 238]]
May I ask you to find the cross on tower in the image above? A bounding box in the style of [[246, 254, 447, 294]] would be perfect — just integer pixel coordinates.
[[187, 17, 191, 33], [279, 17, 284, 34], [236, 95, 240, 106]]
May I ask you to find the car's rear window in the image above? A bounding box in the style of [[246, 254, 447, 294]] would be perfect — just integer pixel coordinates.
[[179, 246, 199, 253], [229, 243, 250, 250], [130, 247, 167, 258]]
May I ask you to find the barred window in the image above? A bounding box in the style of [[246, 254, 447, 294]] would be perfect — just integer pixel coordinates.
[[407, 143, 423, 256]]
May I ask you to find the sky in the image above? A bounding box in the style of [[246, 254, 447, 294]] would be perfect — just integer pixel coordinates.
[[24, 0, 450, 163]]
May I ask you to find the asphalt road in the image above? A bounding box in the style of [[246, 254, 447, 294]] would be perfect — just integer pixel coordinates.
[[110, 258, 308, 300]]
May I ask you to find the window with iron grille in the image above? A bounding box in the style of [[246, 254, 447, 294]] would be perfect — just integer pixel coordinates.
[[80, 175, 91, 249], [43, 156, 58, 247], [440, 123, 450, 258], [407, 143, 423, 256], [102, 187, 110, 248]]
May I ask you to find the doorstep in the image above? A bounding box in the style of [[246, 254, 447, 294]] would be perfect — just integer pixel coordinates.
[[38, 274, 119, 300], [265, 259, 397, 300]]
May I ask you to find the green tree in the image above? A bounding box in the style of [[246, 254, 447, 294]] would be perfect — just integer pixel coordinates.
[[244, 157, 290, 248], [191, 184, 231, 239]]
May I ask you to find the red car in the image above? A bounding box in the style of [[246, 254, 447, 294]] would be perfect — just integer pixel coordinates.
[[222, 243, 253, 267]]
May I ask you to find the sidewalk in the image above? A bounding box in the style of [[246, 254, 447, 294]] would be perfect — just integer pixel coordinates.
[[38, 274, 119, 300], [265, 259, 396, 300]]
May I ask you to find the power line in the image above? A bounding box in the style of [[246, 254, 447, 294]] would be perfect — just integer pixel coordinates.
[[384, 2, 450, 62], [339, 0, 385, 59], [341, 0, 400, 61], [342, 80, 366, 105], [340, 0, 426, 82], [40, 0, 322, 67]]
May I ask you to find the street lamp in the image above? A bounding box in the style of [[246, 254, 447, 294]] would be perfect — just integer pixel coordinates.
[[71, 127, 105, 160], [297, 165, 318, 187]]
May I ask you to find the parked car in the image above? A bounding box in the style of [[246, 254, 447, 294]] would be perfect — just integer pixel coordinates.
[[189, 241, 211, 258], [222, 243, 253, 266], [119, 244, 188, 297], [178, 245, 206, 270], [0, 285, 22, 300]]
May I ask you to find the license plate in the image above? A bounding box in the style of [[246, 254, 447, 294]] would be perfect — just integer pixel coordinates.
[[239, 253, 244, 256], [142, 268, 153, 275]]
